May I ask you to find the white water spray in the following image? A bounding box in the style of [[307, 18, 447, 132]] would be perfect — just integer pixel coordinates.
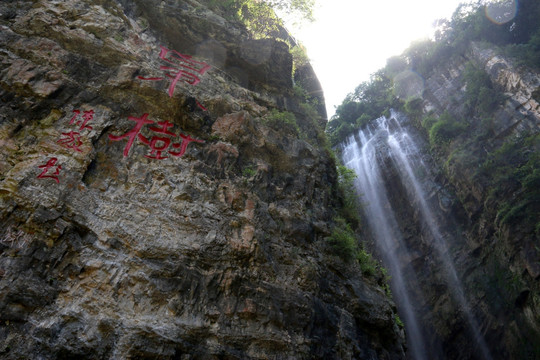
[[341, 111, 492, 360]]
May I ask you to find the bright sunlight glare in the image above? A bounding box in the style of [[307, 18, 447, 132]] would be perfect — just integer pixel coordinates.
[[287, 0, 473, 118]]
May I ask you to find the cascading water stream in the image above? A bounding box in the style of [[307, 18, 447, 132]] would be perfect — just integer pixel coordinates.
[[385, 114, 493, 360], [344, 128, 429, 360], [341, 111, 492, 359]]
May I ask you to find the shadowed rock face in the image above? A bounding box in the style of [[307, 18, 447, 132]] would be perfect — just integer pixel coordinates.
[[392, 42, 540, 359], [0, 0, 405, 359]]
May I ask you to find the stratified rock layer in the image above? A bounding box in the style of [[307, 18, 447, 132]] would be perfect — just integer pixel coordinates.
[[0, 1, 405, 359], [401, 42, 540, 359]]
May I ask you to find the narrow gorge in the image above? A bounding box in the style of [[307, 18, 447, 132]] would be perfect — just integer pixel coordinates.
[[1, 0, 539, 359], [329, 4, 540, 356]]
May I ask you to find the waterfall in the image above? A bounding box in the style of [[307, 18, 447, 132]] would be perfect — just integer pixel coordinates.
[[341, 111, 492, 360]]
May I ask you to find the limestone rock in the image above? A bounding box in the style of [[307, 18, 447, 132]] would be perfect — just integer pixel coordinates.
[[0, 0, 404, 359], [409, 41, 540, 358]]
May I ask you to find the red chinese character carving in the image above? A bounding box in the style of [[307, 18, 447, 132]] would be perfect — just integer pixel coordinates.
[[37, 157, 62, 183], [69, 110, 81, 124], [109, 113, 205, 159], [108, 113, 154, 157], [148, 120, 176, 136], [80, 110, 94, 131], [137, 119, 177, 159], [57, 131, 83, 152], [169, 133, 205, 157], [138, 46, 211, 98], [137, 76, 164, 81], [139, 136, 172, 160], [196, 100, 207, 111], [69, 109, 94, 131]]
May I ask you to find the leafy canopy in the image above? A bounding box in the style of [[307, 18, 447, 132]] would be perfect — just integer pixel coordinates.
[[208, 0, 315, 37], [264, 0, 315, 22], [326, 0, 540, 146]]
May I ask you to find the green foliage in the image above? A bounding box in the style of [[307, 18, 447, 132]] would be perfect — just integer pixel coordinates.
[[238, 0, 284, 39], [263, 109, 300, 136], [326, 70, 395, 146], [403, 38, 438, 77], [462, 62, 504, 117], [293, 83, 307, 99], [503, 28, 540, 70], [396, 0, 540, 77], [385, 56, 408, 76], [485, 259, 524, 311], [299, 102, 319, 122], [293, 83, 321, 120], [497, 155, 540, 226], [394, 314, 404, 329], [207, 0, 240, 14], [355, 114, 371, 129], [291, 81, 324, 138], [421, 115, 438, 130], [326, 165, 382, 274], [380, 266, 393, 297], [478, 133, 540, 231], [208, 0, 315, 39], [325, 0, 540, 148], [327, 217, 357, 262], [444, 144, 483, 176], [264, 0, 315, 22], [357, 248, 377, 276], [327, 217, 379, 275], [242, 165, 257, 177], [290, 44, 310, 74], [336, 164, 361, 228], [326, 122, 350, 147], [403, 98, 423, 121], [428, 112, 467, 147]]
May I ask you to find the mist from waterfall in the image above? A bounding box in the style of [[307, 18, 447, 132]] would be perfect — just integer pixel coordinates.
[[341, 111, 492, 360]]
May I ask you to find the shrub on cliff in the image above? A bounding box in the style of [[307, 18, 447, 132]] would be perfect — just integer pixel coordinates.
[[263, 109, 300, 136], [403, 97, 423, 122], [357, 248, 377, 276], [479, 133, 540, 232], [327, 217, 357, 262], [462, 62, 504, 117], [327, 217, 379, 276], [503, 28, 540, 70], [428, 112, 467, 147], [208, 0, 315, 39], [326, 71, 395, 146], [336, 164, 361, 228]]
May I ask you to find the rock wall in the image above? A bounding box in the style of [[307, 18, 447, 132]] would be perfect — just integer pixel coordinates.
[[407, 42, 540, 359], [424, 42, 539, 138], [0, 0, 405, 359]]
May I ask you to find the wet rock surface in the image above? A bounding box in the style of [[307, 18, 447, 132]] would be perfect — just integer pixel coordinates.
[[0, 0, 405, 359], [405, 42, 540, 359]]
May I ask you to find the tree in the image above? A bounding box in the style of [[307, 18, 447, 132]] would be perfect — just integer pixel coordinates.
[[385, 56, 408, 77], [210, 0, 315, 39], [264, 0, 315, 22], [326, 70, 394, 146]]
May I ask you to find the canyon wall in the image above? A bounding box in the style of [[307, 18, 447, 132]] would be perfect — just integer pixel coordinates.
[[393, 42, 540, 358], [0, 1, 405, 359]]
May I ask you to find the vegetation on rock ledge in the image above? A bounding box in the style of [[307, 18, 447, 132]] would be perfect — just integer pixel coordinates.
[[326, 0, 540, 146], [321, 0, 540, 357]]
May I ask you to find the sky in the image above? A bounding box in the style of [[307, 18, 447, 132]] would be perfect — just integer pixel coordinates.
[[285, 0, 471, 118]]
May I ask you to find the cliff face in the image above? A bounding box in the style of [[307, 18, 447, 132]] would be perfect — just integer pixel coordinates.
[[405, 42, 540, 358], [424, 42, 539, 139], [0, 0, 405, 359]]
